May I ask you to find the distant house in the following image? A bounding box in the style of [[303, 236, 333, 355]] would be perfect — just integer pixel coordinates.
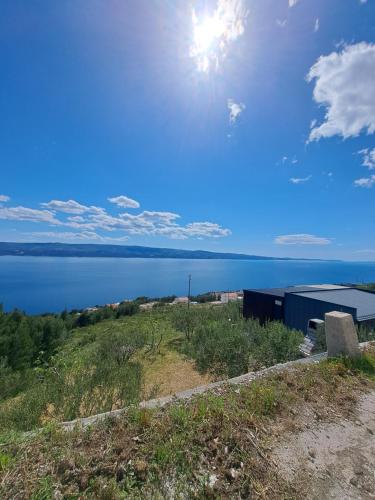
[[220, 291, 242, 303], [172, 296, 189, 304], [139, 302, 157, 311], [243, 284, 375, 334], [105, 302, 120, 309]]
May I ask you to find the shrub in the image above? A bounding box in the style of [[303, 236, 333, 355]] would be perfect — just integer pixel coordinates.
[[181, 306, 303, 378], [0, 325, 147, 431]]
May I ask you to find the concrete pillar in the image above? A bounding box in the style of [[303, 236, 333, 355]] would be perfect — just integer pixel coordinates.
[[325, 311, 360, 358]]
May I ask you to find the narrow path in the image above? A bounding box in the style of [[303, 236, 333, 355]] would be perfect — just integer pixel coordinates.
[[272, 391, 375, 499]]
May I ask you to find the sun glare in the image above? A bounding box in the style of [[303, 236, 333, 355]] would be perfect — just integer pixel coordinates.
[[189, 2, 248, 73], [193, 15, 225, 53]]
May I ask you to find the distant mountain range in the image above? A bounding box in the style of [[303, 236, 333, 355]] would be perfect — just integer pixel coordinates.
[[0, 242, 330, 261]]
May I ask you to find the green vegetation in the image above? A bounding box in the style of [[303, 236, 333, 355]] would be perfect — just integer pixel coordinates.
[[1, 349, 374, 499], [170, 303, 303, 377], [356, 282, 375, 291], [0, 298, 306, 434], [314, 322, 374, 353], [190, 291, 219, 303]]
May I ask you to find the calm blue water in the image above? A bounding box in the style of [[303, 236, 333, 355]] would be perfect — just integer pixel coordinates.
[[1, 256, 375, 314]]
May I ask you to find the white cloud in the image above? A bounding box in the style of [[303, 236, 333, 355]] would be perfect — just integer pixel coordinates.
[[359, 0, 367, 4], [228, 99, 245, 124], [0, 206, 60, 225], [107, 195, 140, 209], [41, 199, 104, 215], [1, 197, 231, 241], [307, 42, 375, 141], [358, 147, 375, 169], [190, 0, 248, 73], [0, 195, 10, 203], [275, 234, 331, 245], [185, 222, 231, 238], [288, 0, 299, 7], [67, 216, 85, 223], [289, 175, 312, 184], [354, 175, 375, 188], [314, 18, 319, 33], [276, 19, 287, 28], [156, 222, 231, 240], [122, 210, 180, 223]]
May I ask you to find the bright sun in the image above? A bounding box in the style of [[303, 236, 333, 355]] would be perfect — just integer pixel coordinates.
[[193, 15, 225, 54], [190, 3, 247, 73]]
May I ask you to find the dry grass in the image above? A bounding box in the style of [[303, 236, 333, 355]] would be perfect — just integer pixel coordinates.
[[141, 347, 214, 399], [1, 348, 374, 499]]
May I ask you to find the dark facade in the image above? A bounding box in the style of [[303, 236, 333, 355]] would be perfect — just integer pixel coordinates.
[[283, 293, 356, 333], [243, 289, 283, 324], [243, 286, 375, 334]]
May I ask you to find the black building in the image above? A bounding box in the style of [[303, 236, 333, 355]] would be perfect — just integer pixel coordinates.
[[243, 285, 375, 334]]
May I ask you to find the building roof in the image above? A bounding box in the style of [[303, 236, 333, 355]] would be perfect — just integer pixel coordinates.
[[299, 284, 349, 290], [244, 285, 333, 298], [294, 288, 375, 321]]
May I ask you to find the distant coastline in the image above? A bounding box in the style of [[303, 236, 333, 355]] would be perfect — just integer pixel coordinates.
[[0, 242, 337, 261]]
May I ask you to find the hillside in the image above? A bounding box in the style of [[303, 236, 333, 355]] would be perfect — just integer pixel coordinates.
[[0, 301, 305, 433], [1, 300, 374, 498], [0, 242, 327, 260], [1, 347, 374, 499]]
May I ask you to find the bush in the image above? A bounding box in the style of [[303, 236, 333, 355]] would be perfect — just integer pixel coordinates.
[[178, 304, 303, 378], [186, 320, 250, 377], [116, 302, 140, 318], [0, 325, 147, 431], [245, 320, 303, 368]]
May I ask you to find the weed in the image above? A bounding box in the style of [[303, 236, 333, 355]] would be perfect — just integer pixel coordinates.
[[0, 452, 13, 471], [339, 352, 375, 376], [30, 476, 54, 500]]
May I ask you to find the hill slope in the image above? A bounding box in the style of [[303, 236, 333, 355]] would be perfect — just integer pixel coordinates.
[[1, 348, 374, 499], [0, 242, 325, 260]]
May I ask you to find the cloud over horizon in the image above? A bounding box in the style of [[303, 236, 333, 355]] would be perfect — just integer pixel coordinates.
[[0, 197, 231, 242], [275, 234, 332, 245], [41, 199, 105, 215]]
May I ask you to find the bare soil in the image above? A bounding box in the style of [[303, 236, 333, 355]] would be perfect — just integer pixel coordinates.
[[272, 390, 375, 499]]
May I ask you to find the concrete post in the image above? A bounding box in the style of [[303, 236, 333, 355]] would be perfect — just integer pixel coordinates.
[[324, 311, 360, 358]]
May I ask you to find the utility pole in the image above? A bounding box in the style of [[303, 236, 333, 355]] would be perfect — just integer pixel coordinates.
[[188, 274, 191, 309]]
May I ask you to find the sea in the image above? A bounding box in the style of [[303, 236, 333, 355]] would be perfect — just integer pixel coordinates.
[[1, 256, 375, 314]]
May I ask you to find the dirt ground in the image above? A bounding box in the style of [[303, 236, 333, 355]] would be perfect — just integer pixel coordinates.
[[272, 390, 375, 499]]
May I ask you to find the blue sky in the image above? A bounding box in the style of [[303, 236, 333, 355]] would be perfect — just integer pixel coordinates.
[[1, 0, 374, 260]]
